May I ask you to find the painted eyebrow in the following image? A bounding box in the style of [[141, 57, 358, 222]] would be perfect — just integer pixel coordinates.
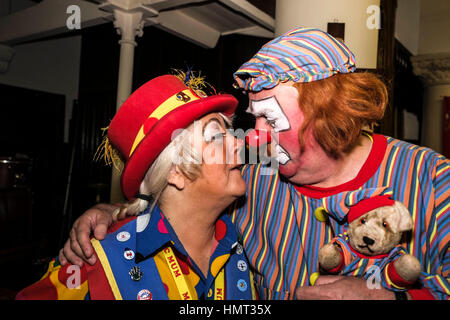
[[248, 95, 276, 108], [247, 96, 291, 132], [251, 95, 276, 102], [202, 118, 224, 134]]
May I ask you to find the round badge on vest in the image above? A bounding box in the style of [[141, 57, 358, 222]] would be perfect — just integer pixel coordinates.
[[116, 231, 131, 242], [137, 289, 152, 300], [237, 260, 248, 272], [237, 279, 247, 292], [124, 248, 135, 260]]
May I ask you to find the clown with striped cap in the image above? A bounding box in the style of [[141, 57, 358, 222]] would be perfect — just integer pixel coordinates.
[[58, 27, 449, 300], [231, 27, 449, 300]]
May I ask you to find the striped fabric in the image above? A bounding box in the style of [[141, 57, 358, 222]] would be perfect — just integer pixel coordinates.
[[330, 233, 412, 292], [233, 27, 356, 92], [319, 186, 394, 222], [230, 134, 449, 300]]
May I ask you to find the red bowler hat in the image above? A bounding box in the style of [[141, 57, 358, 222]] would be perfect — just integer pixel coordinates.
[[105, 74, 238, 200]]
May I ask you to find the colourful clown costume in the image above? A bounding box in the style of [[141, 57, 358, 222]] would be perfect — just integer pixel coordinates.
[[17, 205, 256, 300], [230, 27, 449, 300], [230, 133, 449, 300]]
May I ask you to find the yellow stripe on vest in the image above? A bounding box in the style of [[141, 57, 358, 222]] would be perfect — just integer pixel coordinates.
[[91, 238, 123, 300], [162, 246, 194, 300], [129, 89, 199, 157], [214, 268, 225, 300]]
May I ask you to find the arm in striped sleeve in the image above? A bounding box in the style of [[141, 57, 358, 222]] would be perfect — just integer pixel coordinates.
[[410, 156, 450, 300]]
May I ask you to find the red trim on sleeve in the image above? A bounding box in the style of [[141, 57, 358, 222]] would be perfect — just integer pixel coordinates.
[[326, 247, 345, 274], [408, 288, 435, 300], [294, 134, 387, 198], [387, 262, 416, 288]]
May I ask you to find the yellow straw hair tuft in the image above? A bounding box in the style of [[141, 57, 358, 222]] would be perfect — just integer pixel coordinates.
[[172, 69, 216, 97], [94, 126, 123, 172]]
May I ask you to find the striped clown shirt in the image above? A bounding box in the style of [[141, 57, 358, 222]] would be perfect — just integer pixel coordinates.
[[230, 134, 449, 300]]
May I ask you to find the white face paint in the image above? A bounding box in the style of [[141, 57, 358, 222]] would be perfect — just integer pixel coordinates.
[[203, 119, 226, 143], [275, 144, 290, 165], [247, 96, 292, 165], [247, 96, 290, 133]]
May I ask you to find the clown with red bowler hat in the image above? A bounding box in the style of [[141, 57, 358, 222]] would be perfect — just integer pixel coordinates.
[[17, 72, 256, 300], [61, 28, 449, 300]]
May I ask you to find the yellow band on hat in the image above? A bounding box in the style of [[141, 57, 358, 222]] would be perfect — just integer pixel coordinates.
[[129, 89, 199, 157]]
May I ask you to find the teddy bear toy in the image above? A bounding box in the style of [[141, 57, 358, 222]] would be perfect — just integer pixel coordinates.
[[318, 195, 422, 291]]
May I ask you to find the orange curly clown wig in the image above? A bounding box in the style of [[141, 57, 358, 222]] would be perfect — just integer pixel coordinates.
[[293, 72, 388, 159]]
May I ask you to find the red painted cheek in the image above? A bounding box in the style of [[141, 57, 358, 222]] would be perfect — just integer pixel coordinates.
[[277, 130, 301, 153]]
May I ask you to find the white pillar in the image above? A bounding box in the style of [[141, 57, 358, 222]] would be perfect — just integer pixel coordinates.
[[110, 9, 145, 203], [275, 0, 380, 69], [114, 10, 144, 109], [411, 52, 450, 153]]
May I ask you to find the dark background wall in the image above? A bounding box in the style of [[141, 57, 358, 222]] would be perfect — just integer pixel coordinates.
[[0, 22, 270, 297]]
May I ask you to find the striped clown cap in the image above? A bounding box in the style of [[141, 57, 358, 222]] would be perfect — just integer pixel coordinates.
[[233, 27, 356, 92]]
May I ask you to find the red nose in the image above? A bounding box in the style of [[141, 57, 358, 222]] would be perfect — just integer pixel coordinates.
[[245, 129, 272, 148]]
